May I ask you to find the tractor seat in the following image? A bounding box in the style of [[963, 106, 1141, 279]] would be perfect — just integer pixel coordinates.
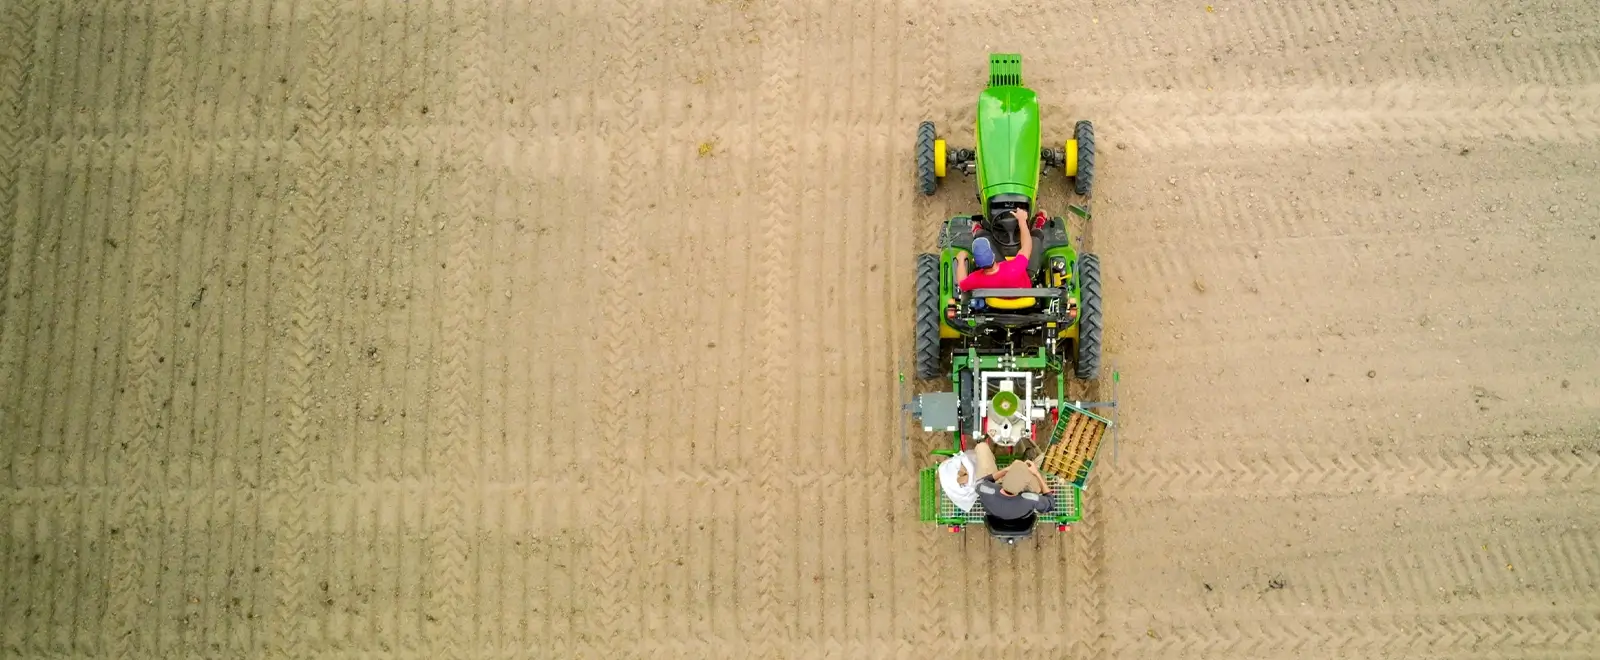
[[966, 287, 1054, 314], [983, 296, 1037, 310]]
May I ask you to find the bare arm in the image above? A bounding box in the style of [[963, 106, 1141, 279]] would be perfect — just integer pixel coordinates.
[[1014, 209, 1034, 263], [1025, 460, 1050, 494]]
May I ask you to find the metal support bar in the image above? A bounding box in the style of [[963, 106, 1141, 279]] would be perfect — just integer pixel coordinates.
[[897, 357, 910, 464]]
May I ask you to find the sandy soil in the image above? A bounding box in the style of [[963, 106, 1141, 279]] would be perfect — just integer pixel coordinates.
[[3, 0, 1599, 657]]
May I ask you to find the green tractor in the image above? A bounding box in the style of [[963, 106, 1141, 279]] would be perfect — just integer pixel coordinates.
[[905, 53, 1116, 544]]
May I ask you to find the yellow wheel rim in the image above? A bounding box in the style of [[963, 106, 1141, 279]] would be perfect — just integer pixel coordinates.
[[1064, 139, 1078, 177], [934, 139, 946, 178]]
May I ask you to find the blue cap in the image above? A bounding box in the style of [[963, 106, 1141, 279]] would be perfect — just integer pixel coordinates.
[[972, 237, 997, 268]]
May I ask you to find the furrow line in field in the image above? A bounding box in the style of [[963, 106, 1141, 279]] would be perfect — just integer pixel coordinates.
[[91, 0, 155, 653], [237, 0, 299, 653], [1205, 530, 1600, 622], [1106, 448, 1600, 499], [1073, 487, 1109, 659], [104, 0, 191, 653], [752, 0, 801, 646], [429, 1, 493, 657], [586, 0, 647, 654], [0, 0, 34, 332], [1129, 610, 1600, 657], [1107, 84, 1600, 151], [912, 0, 943, 250], [2, 0, 74, 495], [268, 0, 337, 655], [36, 0, 115, 498]]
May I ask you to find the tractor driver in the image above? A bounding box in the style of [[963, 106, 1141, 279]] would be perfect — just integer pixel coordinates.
[[948, 208, 1036, 316]]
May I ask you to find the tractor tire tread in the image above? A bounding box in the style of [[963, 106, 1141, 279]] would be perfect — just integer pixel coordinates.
[[1074, 253, 1103, 380], [914, 253, 943, 380], [917, 121, 938, 196], [1073, 120, 1095, 197]]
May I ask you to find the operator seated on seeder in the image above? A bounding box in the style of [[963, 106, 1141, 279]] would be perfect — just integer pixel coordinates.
[[946, 207, 1047, 318], [970, 439, 1054, 521]]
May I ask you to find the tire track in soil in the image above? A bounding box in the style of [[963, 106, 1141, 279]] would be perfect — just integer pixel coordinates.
[[328, 0, 376, 499], [700, 9, 755, 647], [1071, 486, 1110, 659], [911, 0, 944, 251], [751, 0, 800, 647], [479, 5, 515, 653], [530, 0, 579, 653], [1104, 84, 1600, 151], [0, 4, 50, 470], [908, 0, 947, 634], [1129, 610, 1600, 658], [587, 0, 647, 654], [835, 6, 887, 642], [0, 0, 32, 330], [311, 1, 369, 650], [393, 0, 445, 652], [238, 0, 299, 652], [1106, 448, 1600, 500], [879, 3, 919, 650], [399, 0, 446, 652], [186, 5, 258, 649], [502, 0, 546, 650], [100, 0, 180, 653], [1083, 0, 1600, 90], [430, 1, 491, 656], [798, 1, 840, 642], [44, 0, 119, 500], [321, 4, 380, 650], [7, 0, 82, 499], [268, 0, 334, 655], [147, 3, 215, 649], [60, 6, 136, 649], [1263, 531, 1600, 618], [862, 2, 904, 644]]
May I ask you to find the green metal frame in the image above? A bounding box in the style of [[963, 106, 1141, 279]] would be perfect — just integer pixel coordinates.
[[918, 461, 1084, 527]]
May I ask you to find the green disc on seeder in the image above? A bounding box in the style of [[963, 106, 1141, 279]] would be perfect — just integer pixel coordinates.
[[990, 390, 1020, 418]]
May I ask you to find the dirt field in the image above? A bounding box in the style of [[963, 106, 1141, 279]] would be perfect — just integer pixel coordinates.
[[3, 0, 1599, 657]]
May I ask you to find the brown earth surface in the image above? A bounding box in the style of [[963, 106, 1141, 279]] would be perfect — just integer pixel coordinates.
[[4, 0, 1599, 657]]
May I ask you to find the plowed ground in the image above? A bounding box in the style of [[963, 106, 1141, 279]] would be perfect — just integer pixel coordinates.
[[3, 0, 1598, 657]]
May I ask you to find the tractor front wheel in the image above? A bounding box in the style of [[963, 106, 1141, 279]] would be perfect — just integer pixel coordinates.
[[1073, 120, 1095, 197], [914, 253, 943, 380], [1074, 253, 1103, 380], [917, 121, 939, 196]]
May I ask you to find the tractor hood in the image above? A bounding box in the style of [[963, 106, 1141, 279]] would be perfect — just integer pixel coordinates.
[[975, 86, 1042, 204]]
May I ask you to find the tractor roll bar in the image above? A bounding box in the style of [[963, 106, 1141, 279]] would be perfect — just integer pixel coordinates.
[[962, 288, 1064, 299], [947, 287, 1068, 335]]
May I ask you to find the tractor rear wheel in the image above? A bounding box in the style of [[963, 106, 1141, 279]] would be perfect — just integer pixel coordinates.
[[914, 253, 943, 380], [1073, 120, 1095, 197], [1074, 253, 1103, 380], [917, 121, 938, 196]]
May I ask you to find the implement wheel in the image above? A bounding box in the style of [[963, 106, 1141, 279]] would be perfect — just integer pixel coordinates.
[[914, 253, 943, 380], [917, 121, 938, 196], [1073, 253, 1103, 380], [1073, 120, 1095, 197]]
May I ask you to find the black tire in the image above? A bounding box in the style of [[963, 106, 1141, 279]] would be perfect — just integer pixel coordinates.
[[1073, 120, 1095, 197], [914, 253, 943, 380], [917, 121, 938, 196], [1073, 253, 1103, 380]]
